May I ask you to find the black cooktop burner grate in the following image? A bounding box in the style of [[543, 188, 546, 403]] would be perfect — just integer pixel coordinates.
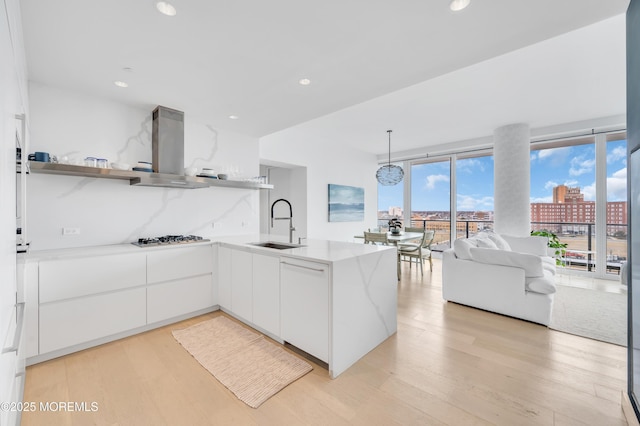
[[132, 235, 209, 247]]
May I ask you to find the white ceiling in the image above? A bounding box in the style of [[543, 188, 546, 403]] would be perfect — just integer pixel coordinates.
[[20, 0, 629, 155]]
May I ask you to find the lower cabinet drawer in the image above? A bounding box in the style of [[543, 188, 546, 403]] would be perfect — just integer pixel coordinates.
[[147, 274, 213, 324], [39, 288, 146, 354]]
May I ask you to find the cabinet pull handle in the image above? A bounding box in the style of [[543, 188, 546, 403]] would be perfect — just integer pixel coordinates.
[[2, 302, 25, 354], [280, 261, 324, 273]]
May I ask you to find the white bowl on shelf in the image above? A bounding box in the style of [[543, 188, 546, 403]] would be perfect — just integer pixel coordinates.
[[111, 162, 130, 170]]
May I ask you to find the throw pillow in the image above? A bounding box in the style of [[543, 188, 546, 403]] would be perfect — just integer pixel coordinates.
[[487, 233, 511, 251], [453, 238, 477, 260], [476, 237, 498, 249], [469, 247, 544, 277]]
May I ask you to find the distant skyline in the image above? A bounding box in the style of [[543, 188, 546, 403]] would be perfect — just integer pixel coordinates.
[[378, 139, 627, 212]]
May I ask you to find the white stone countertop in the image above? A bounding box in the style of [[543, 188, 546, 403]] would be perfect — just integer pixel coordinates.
[[19, 234, 395, 264], [216, 234, 395, 263]]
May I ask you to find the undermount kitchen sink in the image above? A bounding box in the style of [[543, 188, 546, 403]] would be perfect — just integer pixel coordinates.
[[249, 241, 305, 250]]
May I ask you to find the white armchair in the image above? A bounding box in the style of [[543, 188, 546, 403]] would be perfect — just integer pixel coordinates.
[[442, 233, 556, 326]]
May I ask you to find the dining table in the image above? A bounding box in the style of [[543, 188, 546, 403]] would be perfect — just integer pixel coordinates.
[[354, 231, 424, 245]]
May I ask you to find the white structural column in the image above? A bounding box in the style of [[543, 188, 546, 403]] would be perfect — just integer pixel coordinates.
[[493, 123, 531, 236]]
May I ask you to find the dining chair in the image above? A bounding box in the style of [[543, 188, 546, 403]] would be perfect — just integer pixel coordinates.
[[398, 230, 435, 275], [363, 231, 389, 245]]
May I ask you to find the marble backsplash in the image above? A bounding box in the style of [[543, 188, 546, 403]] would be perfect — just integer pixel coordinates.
[[26, 83, 261, 251]]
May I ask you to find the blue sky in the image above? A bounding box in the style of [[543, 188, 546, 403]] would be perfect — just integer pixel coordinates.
[[378, 140, 627, 212]]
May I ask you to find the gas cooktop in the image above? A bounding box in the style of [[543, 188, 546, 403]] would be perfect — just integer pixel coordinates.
[[131, 235, 209, 247]]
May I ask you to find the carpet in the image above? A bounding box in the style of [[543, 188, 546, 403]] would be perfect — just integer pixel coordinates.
[[172, 316, 313, 408], [550, 284, 627, 346]]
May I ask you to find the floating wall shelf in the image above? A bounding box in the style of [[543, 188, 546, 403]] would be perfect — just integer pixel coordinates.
[[28, 162, 273, 190]]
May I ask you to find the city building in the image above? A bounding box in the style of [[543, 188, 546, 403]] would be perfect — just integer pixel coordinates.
[[531, 186, 627, 235]]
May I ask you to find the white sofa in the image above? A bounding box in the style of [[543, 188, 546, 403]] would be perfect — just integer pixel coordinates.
[[442, 233, 556, 326]]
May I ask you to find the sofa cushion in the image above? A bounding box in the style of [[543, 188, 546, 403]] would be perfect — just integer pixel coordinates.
[[525, 270, 556, 294], [541, 256, 556, 275], [476, 237, 498, 249], [469, 247, 544, 277], [487, 233, 511, 251], [453, 238, 477, 260]]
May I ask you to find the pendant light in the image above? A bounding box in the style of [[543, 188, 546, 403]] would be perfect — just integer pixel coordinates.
[[376, 130, 404, 186]]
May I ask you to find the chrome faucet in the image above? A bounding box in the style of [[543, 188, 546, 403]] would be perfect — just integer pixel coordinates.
[[271, 198, 295, 243]]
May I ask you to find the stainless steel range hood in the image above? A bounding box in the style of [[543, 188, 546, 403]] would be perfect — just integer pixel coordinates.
[[131, 105, 205, 188]]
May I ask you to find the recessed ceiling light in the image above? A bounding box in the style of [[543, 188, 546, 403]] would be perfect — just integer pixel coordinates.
[[229, 115, 239, 120], [298, 78, 311, 86], [450, 0, 471, 11], [114, 81, 128, 88], [156, 1, 177, 16]]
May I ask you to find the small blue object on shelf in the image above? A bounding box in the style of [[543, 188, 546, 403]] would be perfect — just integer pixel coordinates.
[[132, 167, 153, 172]]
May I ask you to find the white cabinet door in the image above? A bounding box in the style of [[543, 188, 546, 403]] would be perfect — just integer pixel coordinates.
[[39, 253, 146, 303], [280, 257, 329, 362], [231, 249, 253, 321], [39, 288, 146, 354], [147, 245, 213, 284], [147, 274, 213, 323], [252, 254, 280, 337], [218, 246, 232, 309]]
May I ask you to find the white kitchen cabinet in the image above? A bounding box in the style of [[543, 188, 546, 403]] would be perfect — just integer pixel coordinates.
[[218, 246, 232, 309], [39, 288, 146, 354], [231, 249, 253, 322], [37, 253, 147, 354], [252, 253, 280, 337], [280, 257, 329, 362], [147, 245, 213, 284], [147, 275, 213, 323], [146, 245, 214, 323], [39, 253, 147, 303]]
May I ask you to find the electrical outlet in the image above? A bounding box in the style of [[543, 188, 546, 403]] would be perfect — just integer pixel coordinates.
[[62, 227, 80, 236]]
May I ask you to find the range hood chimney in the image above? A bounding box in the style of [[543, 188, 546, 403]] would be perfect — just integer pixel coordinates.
[[152, 105, 184, 174], [131, 106, 209, 188]]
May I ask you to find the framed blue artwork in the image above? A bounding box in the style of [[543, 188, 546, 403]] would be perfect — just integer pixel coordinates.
[[328, 184, 364, 222]]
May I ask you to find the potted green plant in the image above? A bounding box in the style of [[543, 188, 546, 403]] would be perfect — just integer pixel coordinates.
[[388, 218, 402, 235], [531, 230, 567, 266]]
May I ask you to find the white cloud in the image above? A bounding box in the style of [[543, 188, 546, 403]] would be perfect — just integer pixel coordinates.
[[544, 180, 558, 190], [425, 174, 449, 190], [457, 158, 485, 174], [612, 167, 627, 178], [563, 179, 578, 187], [569, 156, 595, 176], [536, 147, 571, 165], [582, 182, 596, 201], [530, 152, 538, 161], [607, 146, 626, 164], [607, 167, 627, 201], [457, 194, 494, 210]]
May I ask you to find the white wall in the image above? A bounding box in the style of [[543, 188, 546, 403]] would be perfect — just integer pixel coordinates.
[[260, 165, 308, 242], [27, 83, 262, 250], [260, 127, 378, 243]]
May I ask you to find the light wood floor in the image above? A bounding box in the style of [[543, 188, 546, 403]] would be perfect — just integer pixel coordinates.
[[22, 259, 628, 425]]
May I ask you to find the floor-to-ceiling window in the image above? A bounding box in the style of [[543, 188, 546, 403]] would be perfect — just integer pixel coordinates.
[[410, 159, 451, 250], [530, 137, 597, 272], [456, 153, 495, 240], [529, 133, 627, 278]]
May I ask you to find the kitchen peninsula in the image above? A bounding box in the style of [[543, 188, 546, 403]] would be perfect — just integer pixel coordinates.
[[21, 236, 398, 378]]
